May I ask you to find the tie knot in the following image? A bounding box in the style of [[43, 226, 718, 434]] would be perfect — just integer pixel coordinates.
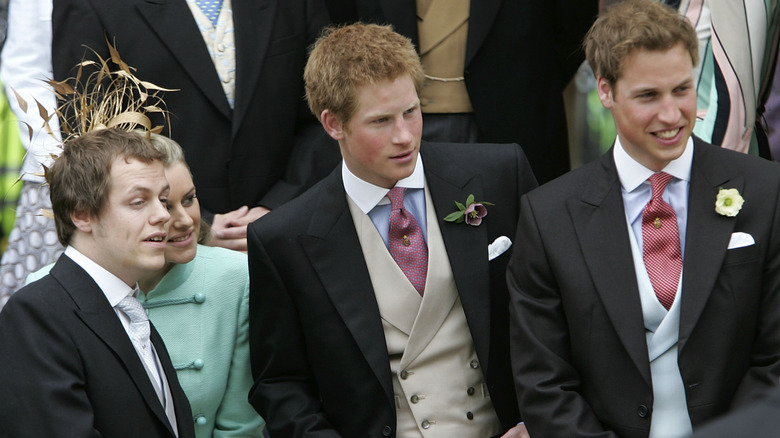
[[387, 187, 406, 210], [648, 172, 673, 199], [117, 295, 148, 324]]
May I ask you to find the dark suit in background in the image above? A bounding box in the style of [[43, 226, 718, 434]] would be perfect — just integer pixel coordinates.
[[51, 0, 339, 215], [693, 386, 780, 438], [508, 138, 780, 437], [0, 256, 195, 437], [248, 141, 537, 436], [327, 0, 597, 183]]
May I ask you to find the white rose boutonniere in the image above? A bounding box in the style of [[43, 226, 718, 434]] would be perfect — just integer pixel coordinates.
[[715, 188, 744, 217]]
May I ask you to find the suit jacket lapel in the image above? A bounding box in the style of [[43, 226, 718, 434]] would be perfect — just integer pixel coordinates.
[[51, 257, 174, 433], [137, 0, 232, 118], [231, 0, 274, 134], [421, 144, 492, 370], [376, 0, 419, 47], [465, 0, 502, 66], [150, 325, 189, 436], [567, 151, 652, 384], [373, 0, 500, 67], [416, 0, 469, 56], [678, 139, 739, 351], [399, 185, 458, 367], [299, 170, 394, 403]]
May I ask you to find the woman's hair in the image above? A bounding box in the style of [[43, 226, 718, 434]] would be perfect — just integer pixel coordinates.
[[144, 132, 210, 244]]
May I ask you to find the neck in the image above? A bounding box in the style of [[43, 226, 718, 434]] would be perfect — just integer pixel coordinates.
[[138, 262, 175, 293]]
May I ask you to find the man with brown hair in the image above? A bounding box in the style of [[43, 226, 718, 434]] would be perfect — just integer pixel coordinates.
[[248, 23, 537, 437], [508, 1, 780, 437], [0, 128, 195, 437]]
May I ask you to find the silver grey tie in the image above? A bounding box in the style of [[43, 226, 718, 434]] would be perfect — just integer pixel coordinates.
[[117, 294, 151, 350], [116, 293, 164, 404]]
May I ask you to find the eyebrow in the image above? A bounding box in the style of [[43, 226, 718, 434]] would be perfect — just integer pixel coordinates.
[[126, 183, 170, 196], [632, 77, 693, 96], [675, 78, 694, 88], [364, 99, 420, 120]]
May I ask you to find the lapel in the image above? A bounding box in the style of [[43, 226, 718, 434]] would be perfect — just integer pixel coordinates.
[[420, 143, 492, 370], [299, 169, 395, 403], [51, 256, 175, 435], [567, 151, 652, 384], [372, 0, 502, 67], [231, 0, 275, 134], [150, 324, 190, 436], [348, 198, 421, 335], [465, 0, 502, 66], [137, 0, 232, 118], [399, 185, 459, 368], [375, 0, 419, 47], [678, 138, 740, 352], [416, 0, 469, 56]]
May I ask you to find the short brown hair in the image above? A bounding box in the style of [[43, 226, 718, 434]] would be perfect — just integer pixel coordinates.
[[46, 128, 164, 245], [584, 0, 698, 85], [304, 23, 424, 124]]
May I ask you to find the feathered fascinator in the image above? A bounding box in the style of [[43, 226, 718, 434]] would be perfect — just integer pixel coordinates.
[[12, 39, 177, 169], [10, 39, 177, 217]]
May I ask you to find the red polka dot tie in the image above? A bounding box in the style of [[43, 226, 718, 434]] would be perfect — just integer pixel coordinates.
[[642, 172, 682, 310], [387, 187, 428, 296]]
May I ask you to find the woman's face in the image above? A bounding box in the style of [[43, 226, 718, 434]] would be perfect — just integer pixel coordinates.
[[163, 162, 200, 265]]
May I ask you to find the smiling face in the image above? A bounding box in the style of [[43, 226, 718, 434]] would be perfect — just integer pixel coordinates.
[[598, 43, 697, 171], [162, 162, 200, 266], [322, 74, 422, 189], [74, 157, 171, 287]]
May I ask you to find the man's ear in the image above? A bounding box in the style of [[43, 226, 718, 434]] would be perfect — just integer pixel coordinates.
[[597, 77, 614, 109], [71, 209, 93, 233], [320, 109, 346, 141]]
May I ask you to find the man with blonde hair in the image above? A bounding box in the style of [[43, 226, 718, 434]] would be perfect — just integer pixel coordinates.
[[508, 1, 780, 437], [248, 23, 537, 437]]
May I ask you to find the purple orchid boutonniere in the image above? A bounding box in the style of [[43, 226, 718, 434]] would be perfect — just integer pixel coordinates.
[[443, 194, 494, 226]]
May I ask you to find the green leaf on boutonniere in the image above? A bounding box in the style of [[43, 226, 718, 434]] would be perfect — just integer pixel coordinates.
[[443, 194, 494, 226]]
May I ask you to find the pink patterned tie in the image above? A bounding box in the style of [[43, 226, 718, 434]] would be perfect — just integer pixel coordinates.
[[387, 187, 428, 296], [642, 172, 682, 310]]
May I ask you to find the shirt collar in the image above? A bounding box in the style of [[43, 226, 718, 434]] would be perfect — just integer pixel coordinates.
[[613, 135, 693, 193], [342, 153, 426, 214], [64, 246, 137, 307]]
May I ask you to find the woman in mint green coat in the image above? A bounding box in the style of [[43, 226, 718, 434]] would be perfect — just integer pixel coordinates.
[[135, 134, 264, 437]]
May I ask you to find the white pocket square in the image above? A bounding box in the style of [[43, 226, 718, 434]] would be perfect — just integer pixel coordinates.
[[488, 236, 512, 261], [727, 232, 755, 249]]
